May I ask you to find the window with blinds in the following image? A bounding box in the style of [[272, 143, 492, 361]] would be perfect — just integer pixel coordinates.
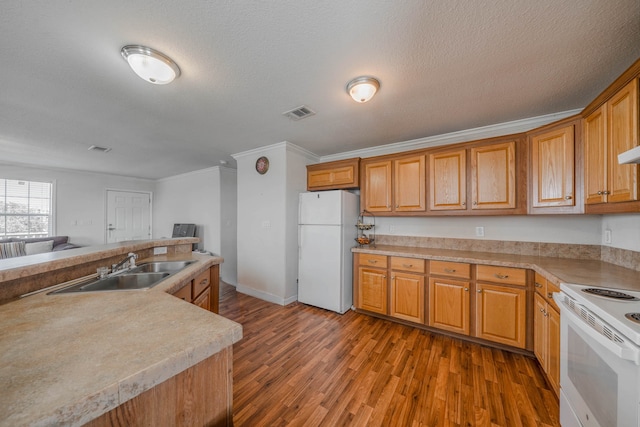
[[0, 179, 53, 238]]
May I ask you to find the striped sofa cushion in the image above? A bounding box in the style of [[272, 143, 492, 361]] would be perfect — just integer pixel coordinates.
[[0, 242, 26, 259]]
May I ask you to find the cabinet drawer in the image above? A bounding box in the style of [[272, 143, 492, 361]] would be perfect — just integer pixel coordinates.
[[546, 281, 561, 311], [430, 260, 471, 279], [390, 257, 425, 273], [476, 265, 527, 286], [534, 272, 547, 294], [172, 283, 192, 302], [193, 268, 211, 298], [359, 253, 387, 269]]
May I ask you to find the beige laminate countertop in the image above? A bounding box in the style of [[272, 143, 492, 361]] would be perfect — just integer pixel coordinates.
[[0, 253, 243, 427], [353, 245, 640, 292]]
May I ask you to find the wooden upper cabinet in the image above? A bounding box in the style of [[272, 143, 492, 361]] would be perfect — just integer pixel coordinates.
[[584, 105, 607, 205], [307, 158, 360, 191], [429, 149, 466, 210], [394, 155, 426, 212], [607, 78, 638, 203], [584, 78, 639, 209], [530, 125, 575, 208], [363, 160, 392, 212], [471, 141, 516, 210]]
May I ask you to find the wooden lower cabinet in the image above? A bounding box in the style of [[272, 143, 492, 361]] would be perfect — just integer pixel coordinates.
[[171, 265, 220, 314], [357, 266, 388, 314], [86, 347, 233, 427], [390, 271, 425, 323], [428, 277, 470, 335], [194, 286, 211, 311], [533, 273, 560, 395], [355, 256, 530, 352], [475, 282, 527, 349]]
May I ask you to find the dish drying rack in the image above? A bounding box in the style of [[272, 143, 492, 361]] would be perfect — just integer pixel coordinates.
[[355, 210, 376, 247]]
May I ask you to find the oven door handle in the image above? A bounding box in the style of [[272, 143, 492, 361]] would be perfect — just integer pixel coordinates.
[[555, 293, 640, 365]]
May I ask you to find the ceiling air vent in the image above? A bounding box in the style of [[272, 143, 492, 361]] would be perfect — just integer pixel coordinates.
[[88, 145, 112, 153], [282, 105, 316, 121]]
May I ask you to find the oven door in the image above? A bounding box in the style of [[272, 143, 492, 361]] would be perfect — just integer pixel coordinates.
[[558, 295, 640, 427]]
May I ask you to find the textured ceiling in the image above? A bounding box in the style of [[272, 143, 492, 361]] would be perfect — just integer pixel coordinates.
[[1, 0, 639, 179]]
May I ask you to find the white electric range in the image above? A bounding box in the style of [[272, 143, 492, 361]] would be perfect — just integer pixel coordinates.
[[554, 282, 640, 427]]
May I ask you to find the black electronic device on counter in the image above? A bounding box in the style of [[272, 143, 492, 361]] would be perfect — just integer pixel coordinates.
[[172, 223, 196, 238]]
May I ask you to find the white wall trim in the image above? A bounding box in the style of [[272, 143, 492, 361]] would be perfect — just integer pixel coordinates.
[[319, 108, 583, 162], [156, 165, 236, 182], [232, 141, 318, 160], [235, 283, 288, 306]]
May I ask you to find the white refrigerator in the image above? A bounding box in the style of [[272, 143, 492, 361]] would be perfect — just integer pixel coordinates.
[[298, 190, 359, 314]]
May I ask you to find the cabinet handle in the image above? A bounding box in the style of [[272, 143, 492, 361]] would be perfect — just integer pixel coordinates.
[[604, 191, 610, 195], [462, 202, 466, 206], [534, 282, 543, 288], [540, 307, 545, 313], [391, 276, 395, 279], [564, 195, 572, 200], [547, 292, 553, 299], [444, 268, 456, 273], [494, 274, 508, 280], [477, 289, 482, 293], [464, 287, 469, 291], [395, 204, 399, 208], [383, 275, 387, 279], [368, 260, 377, 264], [597, 190, 603, 195], [402, 264, 413, 268], [473, 201, 478, 206]]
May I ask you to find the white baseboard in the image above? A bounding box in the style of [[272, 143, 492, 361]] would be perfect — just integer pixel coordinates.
[[235, 283, 298, 306]]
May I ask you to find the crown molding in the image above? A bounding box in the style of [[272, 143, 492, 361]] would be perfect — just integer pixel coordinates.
[[319, 109, 582, 162], [232, 141, 317, 161]]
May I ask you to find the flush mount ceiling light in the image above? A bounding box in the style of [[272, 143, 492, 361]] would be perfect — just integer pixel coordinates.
[[120, 45, 180, 85], [346, 76, 380, 103]]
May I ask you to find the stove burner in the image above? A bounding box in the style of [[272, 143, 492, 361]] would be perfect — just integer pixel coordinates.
[[582, 288, 639, 301], [625, 313, 640, 324]]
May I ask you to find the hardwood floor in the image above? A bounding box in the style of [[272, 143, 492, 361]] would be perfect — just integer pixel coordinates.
[[219, 283, 559, 427]]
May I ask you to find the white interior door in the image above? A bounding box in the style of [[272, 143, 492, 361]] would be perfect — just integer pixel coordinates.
[[106, 190, 151, 243]]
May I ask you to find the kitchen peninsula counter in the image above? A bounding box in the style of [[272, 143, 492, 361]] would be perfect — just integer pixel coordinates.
[[0, 245, 242, 426], [353, 244, 640, 291]]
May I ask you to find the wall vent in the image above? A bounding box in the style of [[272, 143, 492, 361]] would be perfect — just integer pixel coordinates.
[[88, 145, 112, 153], [282, 105, 316, 121]]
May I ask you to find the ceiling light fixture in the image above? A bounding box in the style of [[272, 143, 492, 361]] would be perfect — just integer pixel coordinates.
[[346, 76, 380, 103], [120, 45, 180, 85]]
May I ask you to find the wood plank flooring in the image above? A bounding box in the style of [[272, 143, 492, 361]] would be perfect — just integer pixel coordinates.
[[219, 283, 559, 427]]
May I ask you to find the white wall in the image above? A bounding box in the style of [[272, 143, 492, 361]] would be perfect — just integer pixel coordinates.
[[602, 214, 640, 252], [153, 166, 237, 284], [0, 164, 155, 246], [374, 215, 602, 245], [233, 142, 317, 304]]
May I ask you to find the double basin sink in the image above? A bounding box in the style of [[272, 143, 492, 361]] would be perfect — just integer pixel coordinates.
[[50, 260, 196, 294]]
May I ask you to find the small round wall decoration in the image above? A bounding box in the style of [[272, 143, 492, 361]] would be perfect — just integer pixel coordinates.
[[255, 156, 269, 174]]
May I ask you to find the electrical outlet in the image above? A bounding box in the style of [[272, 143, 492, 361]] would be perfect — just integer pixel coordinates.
[[475, 226, 485, 237], [262, 220, 271, 229], [605, 229, 612, 244]]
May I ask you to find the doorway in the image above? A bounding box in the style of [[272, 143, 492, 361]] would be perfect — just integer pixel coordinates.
[[105, 190, 152, 243]]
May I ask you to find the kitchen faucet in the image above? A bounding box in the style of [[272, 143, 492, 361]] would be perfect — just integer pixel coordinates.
[[111, 252, 138, 273]]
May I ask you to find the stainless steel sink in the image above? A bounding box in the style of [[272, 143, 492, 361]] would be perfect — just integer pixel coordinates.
[[129, 260, 196, 273], [50, 260, 196, 294]]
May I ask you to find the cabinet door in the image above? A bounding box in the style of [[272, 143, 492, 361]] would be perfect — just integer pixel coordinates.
[[358, 267, 388, 314], [533, 293, 548, 368], [531, 125, 575, 207], [470, 141, 516, 209], [607, 78, 639, 203], [584, 105, 607, 204], [390, 272, 425, 323], [475, 283, 526, 348], [193, 286, 211, 311], [364, 161, 392, 212], [429, 149, 466, 210], [394, 155, 426, 212], [428, 277, 470, 335], [547, 306, 561, 395]]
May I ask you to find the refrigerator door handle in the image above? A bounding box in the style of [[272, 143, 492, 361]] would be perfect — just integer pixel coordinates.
[[298, 225, 302, 260]]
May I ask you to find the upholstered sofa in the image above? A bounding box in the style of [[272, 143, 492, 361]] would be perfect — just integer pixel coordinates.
[[0, 236, 80, 259]]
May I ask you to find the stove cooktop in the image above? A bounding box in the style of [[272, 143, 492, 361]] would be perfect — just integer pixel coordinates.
[[561, 283, 640, 346]]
